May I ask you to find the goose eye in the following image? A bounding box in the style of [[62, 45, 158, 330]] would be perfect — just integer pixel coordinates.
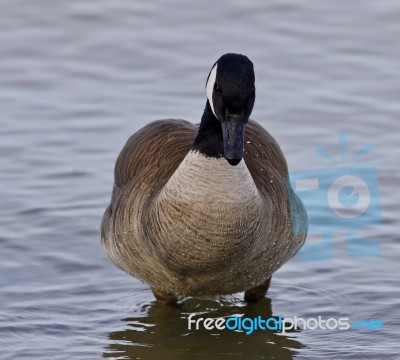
[[214, 83, 223, 95], [251, 86, 256, 96]]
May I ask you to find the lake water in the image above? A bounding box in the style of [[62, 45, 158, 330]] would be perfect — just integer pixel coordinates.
[[1, 1, 399, 359]]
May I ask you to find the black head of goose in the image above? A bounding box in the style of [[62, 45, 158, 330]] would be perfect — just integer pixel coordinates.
[[101, 53, 307, 304]]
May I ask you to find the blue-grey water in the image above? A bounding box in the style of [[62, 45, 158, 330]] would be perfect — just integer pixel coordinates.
[[1, 1, 399, 359]]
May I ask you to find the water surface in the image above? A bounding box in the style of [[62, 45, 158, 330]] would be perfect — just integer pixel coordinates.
[[1, 1, 399, 359]]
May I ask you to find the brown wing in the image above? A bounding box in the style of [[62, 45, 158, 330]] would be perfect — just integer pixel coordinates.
[[244, 120, 307, 259], [244, 120, 289, 194], [114, 119, 198, 190], [102, 119, 198, 247]]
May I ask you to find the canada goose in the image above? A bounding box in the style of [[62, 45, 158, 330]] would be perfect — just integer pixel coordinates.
[[101, 53, 307, 304]]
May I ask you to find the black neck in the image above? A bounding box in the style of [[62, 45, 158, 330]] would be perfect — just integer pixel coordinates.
[[192, 101, 224, 158]]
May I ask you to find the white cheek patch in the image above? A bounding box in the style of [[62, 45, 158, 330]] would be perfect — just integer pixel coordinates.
[[206, 64, 218, 118]]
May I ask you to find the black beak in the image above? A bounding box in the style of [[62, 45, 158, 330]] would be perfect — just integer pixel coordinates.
[[221, 112, 245, 166]]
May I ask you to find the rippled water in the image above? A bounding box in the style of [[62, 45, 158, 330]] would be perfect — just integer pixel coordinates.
[[1, 1, 399, 359]]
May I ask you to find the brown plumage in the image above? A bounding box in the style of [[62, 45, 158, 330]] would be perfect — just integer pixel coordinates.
[[101, 119, 307, 297]]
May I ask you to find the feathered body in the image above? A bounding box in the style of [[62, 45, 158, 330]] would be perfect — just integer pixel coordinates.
[[101, 119, 307, 296]]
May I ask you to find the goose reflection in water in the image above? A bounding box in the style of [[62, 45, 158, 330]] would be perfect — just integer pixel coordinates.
[[103, 296, 304, 360]]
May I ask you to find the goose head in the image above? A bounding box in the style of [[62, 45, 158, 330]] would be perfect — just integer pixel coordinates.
[[206, 53, 256, 166]]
